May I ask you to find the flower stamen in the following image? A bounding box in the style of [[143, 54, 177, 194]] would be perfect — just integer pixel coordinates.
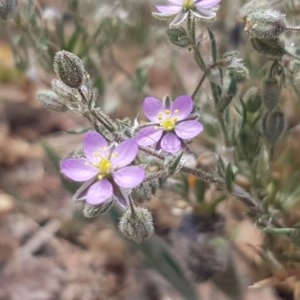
[[93, 157, 112, 179]]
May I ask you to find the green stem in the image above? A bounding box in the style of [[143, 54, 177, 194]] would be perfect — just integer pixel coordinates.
[[191, 70, 208, 99], [217, 112, 231, 147], [262, 228, 296, 235]]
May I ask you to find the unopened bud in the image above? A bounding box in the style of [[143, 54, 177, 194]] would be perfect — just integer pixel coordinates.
[[54, 50, 84, 88], [250, 37, 286, 58], [0, 0, 18, 20], [228, 65, 249, 82], [37, 89, 68, 112], [119, 207, 154, 243], [83, 201, 113, 219], [243, 87, 262, 113], [262, 77, 281, 111], [245, 10, 287, 39], [131, 179, 159, 203], [262, 111, 285, 145]]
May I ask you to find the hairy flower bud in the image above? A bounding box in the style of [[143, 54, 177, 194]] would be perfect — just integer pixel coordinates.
[[262, 77, 281, 111], [54, 51, 84, 88], [83, 201, 113, 219], [229, 65, 249, 82], [244, 87, 262, 113], [244, 10, 287, 39], [131, 179, 159, 203], [51, 78, 81, 103], [119, 207, 154, 243], [262, 111, 285, 145], [37, 89, 68, 112], [250, 37, 287, 58], [0, 0, 18, 20]]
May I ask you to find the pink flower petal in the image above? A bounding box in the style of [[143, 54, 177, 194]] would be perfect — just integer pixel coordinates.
[[60, 158, 98, 182], [86, 179, 113, 205], [175, 120, 204, 139], [113, 166, 145, 188], [192, 8, 216, 18], [168, 0, 183, 5], [113, 184, 128, 208], [171, 95, 193, 120], [136, 126, 163, 146], [143, 97, 165, 122], [84, 131, 107, 162], [195, 0, 220, 9], [160, 132, 182, 153], [170, 11, 188, 27], [155, 4, 182, 14], [111, 139, 138, 169]]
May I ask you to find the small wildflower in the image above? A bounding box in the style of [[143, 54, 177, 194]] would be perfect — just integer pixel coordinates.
[[152, 0, 221, 27], [135, 95, 203, 154], [60, 131, 145, 207]]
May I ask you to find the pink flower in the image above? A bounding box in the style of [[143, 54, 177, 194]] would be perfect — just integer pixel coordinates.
[[60, 131, 145, 207], [135, 95, 203, 154], [153, 0, 221, 27]]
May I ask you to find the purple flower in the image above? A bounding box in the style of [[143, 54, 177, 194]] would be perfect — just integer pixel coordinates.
[[153, 0, 221, 27], [135, 95, 203, 154], [60, 131, 145, 207]]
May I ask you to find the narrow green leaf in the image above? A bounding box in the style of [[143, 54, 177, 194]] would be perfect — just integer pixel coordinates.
[[225, 163, 234, 192], [137, 236, 200, 300], [207, 27, 218, 63]]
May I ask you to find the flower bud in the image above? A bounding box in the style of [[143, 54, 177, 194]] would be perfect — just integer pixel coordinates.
[[0, 0, 18, 20], [228, 64, 249, 82], [262, 77, 281, 111], [37, 89, 68, 112], [83, 201, 113, 219], [262, 111, 285, 145], [53, 51, 84, 88], [243, 87, 262, 113], [244, 10, 287, 39], [131, 179, 159, 203], [250, 37, 286, 58], [119, 207, 154, 243]]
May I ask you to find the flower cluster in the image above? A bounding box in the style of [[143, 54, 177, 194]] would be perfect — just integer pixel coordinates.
[[60, 95, 203, 210], [61, 131, 145, 207], [153, 0, 221, 27], [136, 95, 203, 153]]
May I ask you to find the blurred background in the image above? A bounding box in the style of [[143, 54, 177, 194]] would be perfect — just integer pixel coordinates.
[[1, 0, 300, 299]]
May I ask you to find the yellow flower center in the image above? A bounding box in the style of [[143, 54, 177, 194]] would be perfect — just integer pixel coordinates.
[[156, 109, 179, 131], [160, 118, 177, 131], [93, 157, 112, 180], [183, 0, 195, 11]]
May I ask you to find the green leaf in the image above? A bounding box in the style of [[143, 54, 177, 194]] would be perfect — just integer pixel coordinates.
[[217, 79, 237, 112], [166, 28, 190, 48], [207, 27, 218, 63], [136, 236, 200, 300], [225, 163, 234, 192]]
